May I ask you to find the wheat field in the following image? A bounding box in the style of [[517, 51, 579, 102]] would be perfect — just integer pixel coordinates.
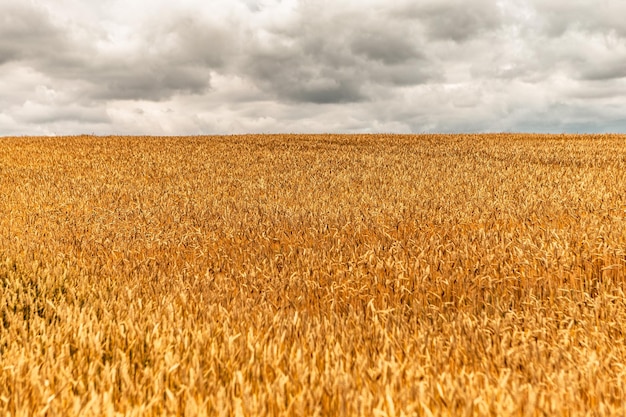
[[1, 134, 626, 416]]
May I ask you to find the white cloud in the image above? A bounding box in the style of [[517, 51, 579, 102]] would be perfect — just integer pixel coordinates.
[[1, 0, 625, 135]]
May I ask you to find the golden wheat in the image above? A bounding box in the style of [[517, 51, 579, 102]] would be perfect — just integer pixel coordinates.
[[1, 134, 626, 416]]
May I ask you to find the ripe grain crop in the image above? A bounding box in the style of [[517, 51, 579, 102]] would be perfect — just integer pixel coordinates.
[[1, 134, 626, 416]]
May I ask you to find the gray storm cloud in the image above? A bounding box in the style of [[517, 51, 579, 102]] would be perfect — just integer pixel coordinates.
[[393, 0, 502, 42], [0, 0, 625, 135]]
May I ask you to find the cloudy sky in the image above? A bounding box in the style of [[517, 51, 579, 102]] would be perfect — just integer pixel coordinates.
[[2, 0, 626, 135]]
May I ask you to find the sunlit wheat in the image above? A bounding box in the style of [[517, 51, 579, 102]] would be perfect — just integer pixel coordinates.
[[1, 134, 626, 416]]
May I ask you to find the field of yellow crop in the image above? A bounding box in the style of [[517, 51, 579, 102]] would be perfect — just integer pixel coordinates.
[[1, 134, 626, 416]]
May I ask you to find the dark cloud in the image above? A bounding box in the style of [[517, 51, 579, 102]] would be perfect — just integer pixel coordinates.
[[241, 4, 437, 104], [86, 65, 211, 101], [579, 63, 626, 82], [142, 15, 233, 69], [1, 4, 229, 102], [244, 47, 365, 104], [392, 0, 502, 42], [66, 13, 234, 101], [350, 31, 421, 65], [0, 3, 70, 65]]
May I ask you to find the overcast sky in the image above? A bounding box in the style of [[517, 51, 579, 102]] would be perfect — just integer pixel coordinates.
[[2, 0, 626, 135]]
